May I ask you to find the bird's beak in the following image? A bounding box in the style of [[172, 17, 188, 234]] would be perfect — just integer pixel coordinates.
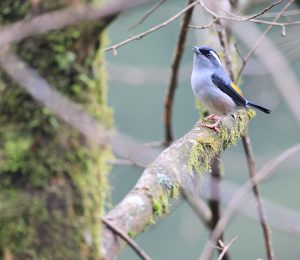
[[193, 46, 199, 54]]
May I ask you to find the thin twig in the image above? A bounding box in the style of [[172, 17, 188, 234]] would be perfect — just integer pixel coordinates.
[[233, 22, 300, 124], [107, 158, 147, 167], [199, 143, 300, 260], [102, 218, 151, 260], [128, 0, 167, 30], [188, 18, 218, 29], [230, 0, 283, 20], [242, 134, 274, 260], [233, 42, 245, 65], [199, 175, 300, 236], [217, 237, 238, 260], [163, 0, 196, 145], [249, 1, 283, 19], [260, 9, 300, 18], [216, 20, 234, 80], [0, 0, 149, 47], [235, 0, 295, 81], [208, 155, 229, 260], [199, 0, 299, 28], [104, 0, 199, 54], [183, 190, 212, 227]]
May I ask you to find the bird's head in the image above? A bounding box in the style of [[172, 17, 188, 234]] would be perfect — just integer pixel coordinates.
[[192, 46, 222, 69]]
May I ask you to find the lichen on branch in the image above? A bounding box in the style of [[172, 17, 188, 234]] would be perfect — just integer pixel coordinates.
[[101, 109, 252, 258]]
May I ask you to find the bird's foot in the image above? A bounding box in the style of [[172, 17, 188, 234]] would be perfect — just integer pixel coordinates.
[[204, 114, 218, 121], [197, 115, 225, 133], [198, 122, 221, 133]]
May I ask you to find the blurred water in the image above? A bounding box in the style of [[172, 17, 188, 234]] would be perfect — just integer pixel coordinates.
[[106, 1, 300, 259]]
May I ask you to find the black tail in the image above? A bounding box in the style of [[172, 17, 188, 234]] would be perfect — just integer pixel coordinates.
[[247, 101, 271, 114]]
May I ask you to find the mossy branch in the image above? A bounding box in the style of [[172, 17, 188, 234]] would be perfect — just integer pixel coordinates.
[[101, 110, 253, 259]]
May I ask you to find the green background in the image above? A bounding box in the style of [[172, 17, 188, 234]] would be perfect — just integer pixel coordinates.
[[106, 1, 300, 259]]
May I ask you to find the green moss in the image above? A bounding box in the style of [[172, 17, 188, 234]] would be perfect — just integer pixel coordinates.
[[195, 99, 208, 118], [247, 108, 256, 119], [170, 181, 181, 199], [146, 215, 155, 226], [127, 231, 137, 238], [188, 136, 221, 174], [0, 0, 112, 258], [152, 195, 169, 216], [188, 111, 249, 175], [1, 134, 32, 172], [147, 172, 182, 223], [0, 187, 83, 259]]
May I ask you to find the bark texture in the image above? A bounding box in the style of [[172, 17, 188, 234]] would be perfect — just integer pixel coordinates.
[[0, 1, 112, 259], [101, 110, 254, 258]]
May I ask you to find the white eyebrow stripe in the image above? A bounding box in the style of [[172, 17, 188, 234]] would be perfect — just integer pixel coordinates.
[[210, 50, 222, 65]]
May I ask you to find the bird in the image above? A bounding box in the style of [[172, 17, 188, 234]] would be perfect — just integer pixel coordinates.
[[191, 45, 270, 132]]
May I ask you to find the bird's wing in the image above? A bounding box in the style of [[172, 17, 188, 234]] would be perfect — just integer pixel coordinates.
[[211, 73, 246, 107]]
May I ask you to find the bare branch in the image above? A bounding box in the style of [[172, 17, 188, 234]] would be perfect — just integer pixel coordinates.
[[199, 143, 300, 260], [242, 134, 274, 260], [0, 0, 149, 47], [104, 0, 199, 53], [107, 158, 147, 168], [102, 218, 151, 260], [228, 0, 283, 20], [163, 0, 196, 145], [129, 0, 167, 30], [233, 22, 300, 124], [199, 175, 300, 236], [260, 9, 300, 18], [182, 176, 212, 227], [235, 0, 294, 81], [188, 18, 218, 29], [217, 237, 238, 260], [208, 155, 229, 259], [198, 0, 300, 28]]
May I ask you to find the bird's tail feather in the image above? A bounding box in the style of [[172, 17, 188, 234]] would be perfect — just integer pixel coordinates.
[[247, 101, 271, 114]]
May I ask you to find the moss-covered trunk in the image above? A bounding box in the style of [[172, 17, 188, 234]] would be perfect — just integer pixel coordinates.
[[0, 1, 112, 259]]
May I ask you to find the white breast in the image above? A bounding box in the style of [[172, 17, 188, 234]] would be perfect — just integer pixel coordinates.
[[191, 70, 237, 115]]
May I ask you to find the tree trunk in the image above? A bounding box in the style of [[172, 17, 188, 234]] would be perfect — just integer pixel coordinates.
[[0, 1, 112, 259]]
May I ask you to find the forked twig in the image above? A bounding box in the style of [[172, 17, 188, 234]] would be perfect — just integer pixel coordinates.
[[199, 0, 299, 28], [104, 0, 199, 54], [199, 143, 300, 260], [217, 237, 238, 260], [102, 218, 151, 260], [235, 0, 295, 81]]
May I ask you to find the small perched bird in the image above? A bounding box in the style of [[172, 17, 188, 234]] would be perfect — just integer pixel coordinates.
[[191, 45, 270, 132]]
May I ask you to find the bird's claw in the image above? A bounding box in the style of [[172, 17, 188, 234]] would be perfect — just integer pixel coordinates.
[[205, 114, 218, 121], [196, 114, 225, 133], [197, 122, 221, 133]]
